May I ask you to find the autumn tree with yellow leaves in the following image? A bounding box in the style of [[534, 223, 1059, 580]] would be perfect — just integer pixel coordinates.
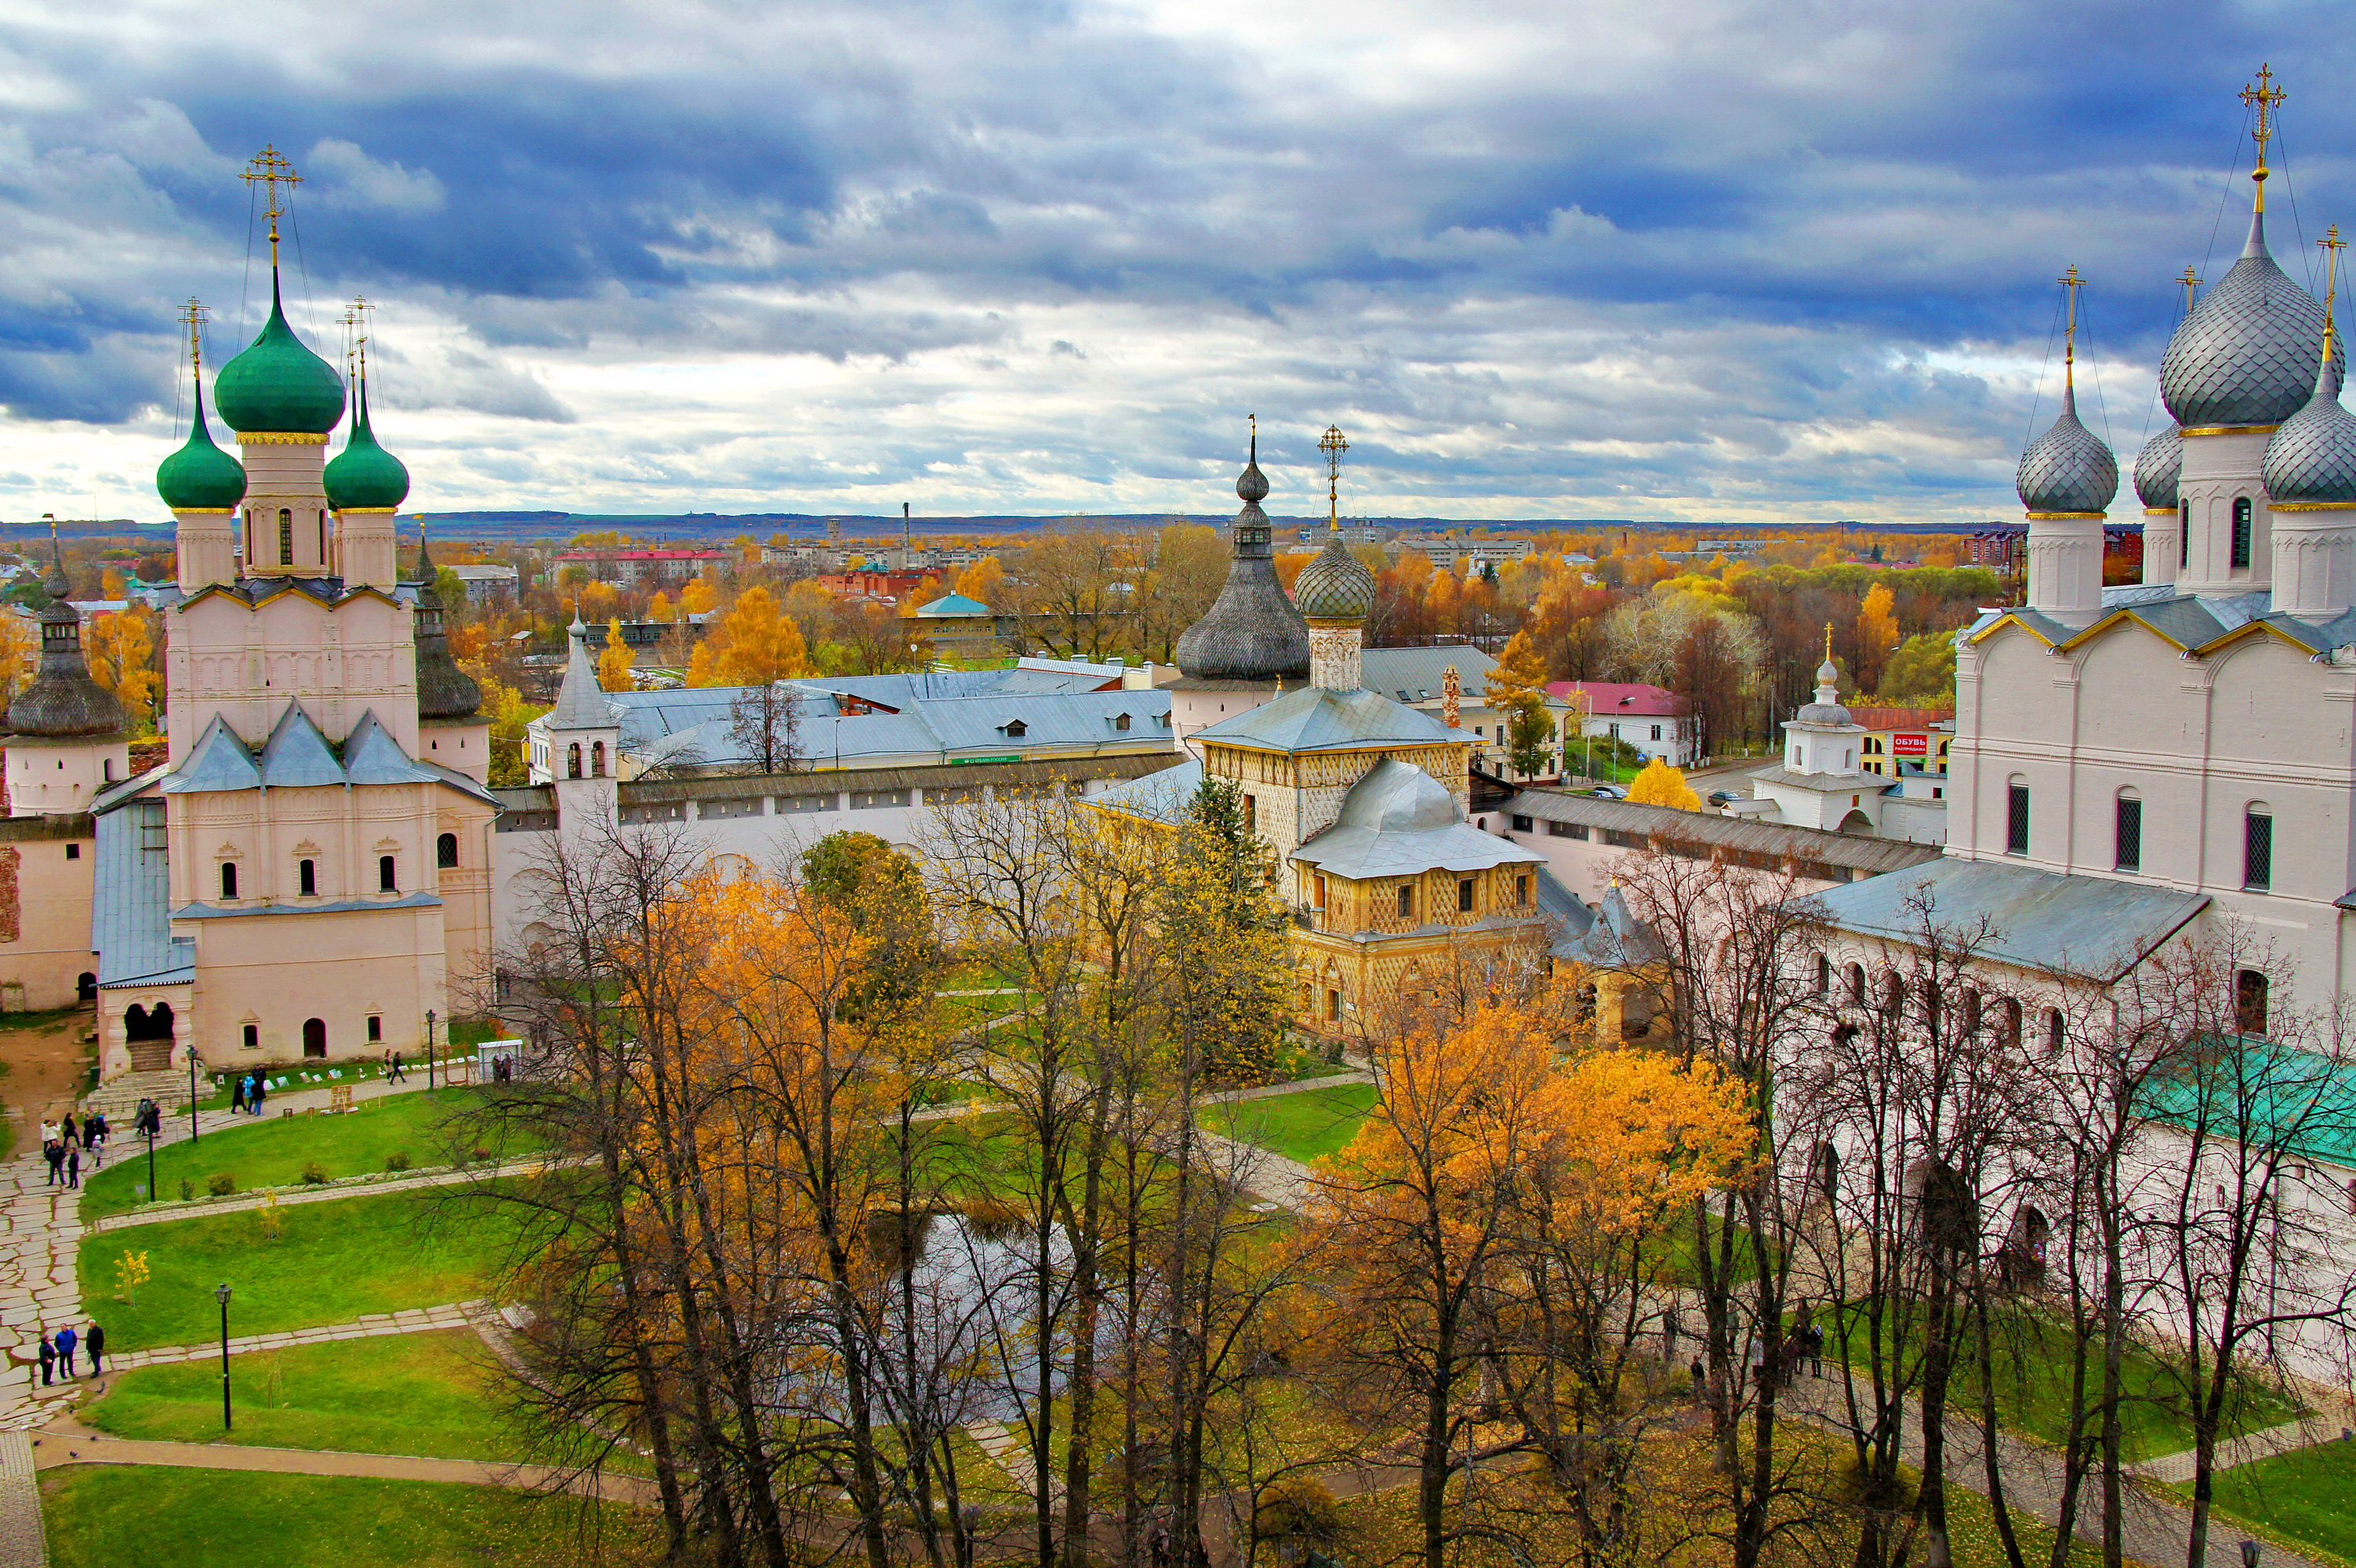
[[597, 616, 633, 691], [1485, 629, 1556, 779], [1625, 756, 1703, 811], [686, 585, 815, 688], [85, 607, 159, 733]]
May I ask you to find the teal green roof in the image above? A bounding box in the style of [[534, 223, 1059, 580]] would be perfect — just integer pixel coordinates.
[[214, 277, 345, 436], [2140, 1040, 2356, 1171], [917, 592, 993, 617], [154, 381, 247, 511], [324, 381, 410, 511]]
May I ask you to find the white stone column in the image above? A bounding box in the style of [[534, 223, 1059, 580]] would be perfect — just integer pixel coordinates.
[[2141, 509, 2180, 587], [2024, 515, 2104, 616]]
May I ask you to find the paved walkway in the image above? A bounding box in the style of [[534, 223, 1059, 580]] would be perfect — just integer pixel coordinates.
[[88, 1157, 561, 1235], [91, 1301, 485, 1375], [0, 1434, 39, 1568], [2131, 1410, 2356, 1486], [27, 1421, 659, 1505]]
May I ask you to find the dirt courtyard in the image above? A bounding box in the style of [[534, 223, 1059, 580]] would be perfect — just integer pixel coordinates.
[[0, 1006, 96, 1156]]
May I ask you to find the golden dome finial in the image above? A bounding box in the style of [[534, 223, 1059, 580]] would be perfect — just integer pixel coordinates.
[[2321, 226, 2346, 361], [180, 297, 207, 376], [2242, 64, 2286, 213]]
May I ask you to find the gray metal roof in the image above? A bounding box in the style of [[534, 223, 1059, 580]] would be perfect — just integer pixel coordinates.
[[346, 711, 445, 787], [1291, 759, 1541, 879], [1171, 451, 1311, 681], [162, 716, 263, 794], [609, 684, 1172, 774], [1805, 856, 2210, 982], [1554, 884, 1661, 968], [494, 749, 1187, 814], [1505, 788, 1943, 878], [94, 793, 191, 988], [1193, 685, 1463, 754], [1747, 763, 1898, 795], [1532, 865, 1595, 939], [1360, 645, 1497, 704], [1090, 757, 1203, 825], [174, 891, 443, 919], [545, 622, 622, 731], [260, 704, 345, 789]]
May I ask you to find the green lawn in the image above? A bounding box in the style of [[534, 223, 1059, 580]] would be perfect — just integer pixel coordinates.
[[81, 1087, 537, 1220], [1828, 1305, 2300, 1464], [81, 1328, 521, 1461], [2176, 1439, 2356, 1566], [79, 1185, 525, 1351], [42, 1465, 650, 1568], [1202, 1081, 1378, 1166]]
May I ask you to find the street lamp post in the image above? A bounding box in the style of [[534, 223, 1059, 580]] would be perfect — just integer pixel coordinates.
[[144, 1126, 155, 1206], [425, 1009, 436, 1092], [215, 1282, 232, 1430], [187, 1047, 198, 1145]]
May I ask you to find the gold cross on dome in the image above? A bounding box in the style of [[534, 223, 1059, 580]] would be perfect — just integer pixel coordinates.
[[2321, 225, 2346, 354], [1318, 424, 1349, 529], [241, 146, 302, 267], [2242, 65, 2286, 208], [180, 297, 207, 373], [2178, 265, 2203, 314], [2057, 264, 2086, 383]]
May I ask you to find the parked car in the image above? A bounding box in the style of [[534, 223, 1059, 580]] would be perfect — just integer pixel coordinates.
[[1708, 789, 1738, 806], [1589, 784, 1626, 800]]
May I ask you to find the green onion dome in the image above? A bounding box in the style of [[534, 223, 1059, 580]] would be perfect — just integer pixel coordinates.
[[154, 381, 248, 511], [324, 382, 410, 511], [214, 279, 345, 436]]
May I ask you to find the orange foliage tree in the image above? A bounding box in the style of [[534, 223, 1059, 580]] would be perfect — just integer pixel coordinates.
[[686, 586, 815, 687]]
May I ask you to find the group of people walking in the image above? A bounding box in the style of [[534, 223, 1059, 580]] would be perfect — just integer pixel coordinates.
[[39, 1112, 106, 1189], [35, 1321, 103, 1384], [228, 1073, 270, 1116]]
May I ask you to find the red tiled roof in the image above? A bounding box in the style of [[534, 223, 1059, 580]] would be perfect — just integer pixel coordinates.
[[1546, 681, 1687, 717], [1848, 707, 1954, 732]]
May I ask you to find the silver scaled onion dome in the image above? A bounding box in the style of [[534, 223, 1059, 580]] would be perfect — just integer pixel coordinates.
[[2162, 211, 2343, 429], [2017, 383, 2119, 515], [1170, 430, 1311, 681], [1291, 528, 1377, 621], [2261, 351, 2356, 506], [2133, 426, 2184, 510]]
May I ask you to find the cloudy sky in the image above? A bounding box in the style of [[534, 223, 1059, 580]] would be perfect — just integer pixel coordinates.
[[0, 0, 2348, 526]]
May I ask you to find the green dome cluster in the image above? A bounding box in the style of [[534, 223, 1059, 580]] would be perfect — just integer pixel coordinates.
[[154, 384, 248, 511], [325, 384, 410, 511], [215, 282, 345, 436]]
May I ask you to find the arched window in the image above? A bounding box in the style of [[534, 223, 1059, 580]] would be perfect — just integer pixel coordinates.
[[1961, 989, 1984, 1035], [591, 741, 607, 778], [278, 508, 294, 567], [437, 833, 459, 869], [379, 855, 397, 893], [1880, 971, 1904, 1015], [242, 1023, 258, 1051], [2231, 496, 2253, 569], [2044, 1006, 2065, 1055], [2243, 806, 2273, 891], [2180, 499, 2191, 568], [2006, 779, 2030, 855], [566, 743, 582, 779], [2236, 969, 2270, 1036], [1810, 1142, 1839, 1205], [303, 1018, 327, 1058], [220, 862, 238, 901], [1844, 963, 1866, 1006], [1998, 996, 2023, 1050], [297, 858, 315, 897], [2115, 789, 2142, 873], [1813, 955, 1831, 997]]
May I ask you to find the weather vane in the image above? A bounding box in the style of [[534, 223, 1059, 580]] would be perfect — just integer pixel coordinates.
[[2057, 264, 2086, 387], [2242, 64, 2285, 209], [1318, 424, 1349, 532], [241, 146, 302, 270]]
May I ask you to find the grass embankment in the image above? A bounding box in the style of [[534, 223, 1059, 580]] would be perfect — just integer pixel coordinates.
[[1202, 1080, 1378, 1167], [82, 1087, 537, 1221], [78, 1185, 528, 1350], [2174, 1439, 2356, 1566], [82, 1329, 520, 1461], [42, 1466, 652, 1568]]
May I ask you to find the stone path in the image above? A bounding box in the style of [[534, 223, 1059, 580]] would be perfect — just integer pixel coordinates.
[[2131, 1410, 2356, 1486], [963, 1419, 1058, 1501], [90, 1301, 484, 1375], [1199, 1069, 1371, 1106], [87, 1157, 562, 1235], [0, 1434, 41, 1568], [26, 1422, 659, 1506]]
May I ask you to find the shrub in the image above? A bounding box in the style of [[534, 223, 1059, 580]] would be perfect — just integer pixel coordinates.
[[205, 1172, 235, 1197], [1254, 1476, 1341, 1546], [178, 1178, 193, 1202], [299, 1161, 328, 1185], [384, 1149, 412, 1173]]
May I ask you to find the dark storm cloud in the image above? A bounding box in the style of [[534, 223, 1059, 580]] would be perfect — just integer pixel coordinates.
[[1, 0, 2352, 517]]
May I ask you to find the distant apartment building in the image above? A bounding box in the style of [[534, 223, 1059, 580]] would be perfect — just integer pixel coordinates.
[[1395, 535, 1534, 572], [445, 563, 520, 604], [554, 546, 730, 585], [1547, 681, 1697, 767], [1694, 539, 1765, 557]]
